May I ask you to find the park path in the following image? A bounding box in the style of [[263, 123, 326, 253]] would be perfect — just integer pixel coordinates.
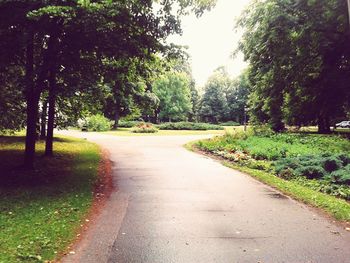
[[61, 131, 350, 263]]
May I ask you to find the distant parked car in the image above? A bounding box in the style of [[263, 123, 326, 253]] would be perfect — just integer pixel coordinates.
[[335, 121, 350, 129], [81, 124, 88, 131]]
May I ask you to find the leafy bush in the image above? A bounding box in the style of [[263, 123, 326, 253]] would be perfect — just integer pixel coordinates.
[[294, 166, 326, 179], [292, 177, 350, 200], [251, 125, 275, 137], [327, 165, 350, 185], [85, 114, 111, 131], [274, 154, 350, 182], [131, 123, 158, 133], [219, 121, 240, 126], [157, 122, 223, 130], [118, 121, 142, 128], [323, 156, 342, 172], [337, 154, 350, 166]]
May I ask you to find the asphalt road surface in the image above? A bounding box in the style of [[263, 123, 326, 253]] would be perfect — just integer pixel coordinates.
[[61, 131, 350, 263]]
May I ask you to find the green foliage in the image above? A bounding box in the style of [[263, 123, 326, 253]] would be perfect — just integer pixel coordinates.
[[153, 71, 193, 121], [237, 0, 350, 132], [131, 123, 158, 133], [328, 165, 350, 186], [323, 156, 343, 173], [0, 68, 26, 133], [294, 166, 326, 179], [291, 177, 350, 201], [85, 114, 111, 132], [199, 69, 229, 123], [0, 0, 216, 166], [225, 70, 250, 124], [219, 121, 240, 126], [157, 122, 223, 130], [118, 121, 143, 128]]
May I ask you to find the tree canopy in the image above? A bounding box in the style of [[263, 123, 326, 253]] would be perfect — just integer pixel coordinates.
[[237, 0, 350, 133], [0, 0, 216, 167], [153, 71, 192, 122]]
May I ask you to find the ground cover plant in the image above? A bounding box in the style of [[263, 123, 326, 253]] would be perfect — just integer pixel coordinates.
[[157, 122, 224, 131], [194, 128, 350, 219], [0, 135, 100, 262], [131, 123, 158, 133]]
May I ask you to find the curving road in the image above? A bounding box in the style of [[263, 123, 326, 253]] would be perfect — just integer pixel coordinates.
[[61, 131, 350, 263]]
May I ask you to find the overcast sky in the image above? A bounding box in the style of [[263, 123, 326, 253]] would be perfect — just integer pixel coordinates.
[[167, 0, 251, 87]]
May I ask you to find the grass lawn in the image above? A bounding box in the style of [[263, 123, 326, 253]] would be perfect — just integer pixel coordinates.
[[0, 135, 100, 262], [103, 127, 230, 136], [191, 132, 350, 222]]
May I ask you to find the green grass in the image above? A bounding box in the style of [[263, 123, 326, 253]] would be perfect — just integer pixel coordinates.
[[0, 135, 100, 262]]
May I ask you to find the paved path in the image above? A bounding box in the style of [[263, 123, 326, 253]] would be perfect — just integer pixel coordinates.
[[61, 131, 350, 263]]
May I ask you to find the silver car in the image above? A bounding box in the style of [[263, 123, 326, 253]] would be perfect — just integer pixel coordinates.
[[335, 121, 350, 128]]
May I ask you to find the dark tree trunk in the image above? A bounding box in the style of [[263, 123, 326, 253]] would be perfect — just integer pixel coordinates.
[[40, 99, 48, 139], [24, 31, 38, 169], [45, 70, 57, 156], [113, 85, 121, 130], [24, 95, 40, 168], [318, 115, 331, 134], [113, 108, 120, 130]]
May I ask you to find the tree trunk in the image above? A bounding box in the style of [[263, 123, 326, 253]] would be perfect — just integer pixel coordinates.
[[318, 115, 331, 134], [113, 108, 120, 130], [40, 99, 48, 139], [24, 31, 37, 169], [113, 86, 121, 130], [24, 95, 40, 168], [45, 70, 57, 156]]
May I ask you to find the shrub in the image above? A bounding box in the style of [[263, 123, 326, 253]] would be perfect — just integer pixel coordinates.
[[251, 124, 275, 137], [292, 176, 350, 200], [328, 165, 350, 185], [157, 122, 223, 130], [219, 121, 240, 126], [323, 156, 342, 172], [295, 165, 326, 179], [118, 121, 142, 128], [278, 168, 296, 180], [131, 123, 158, 133], [85, 114, 111, 131], [275, 157, 301, 175], [337, 154, 350, 166]]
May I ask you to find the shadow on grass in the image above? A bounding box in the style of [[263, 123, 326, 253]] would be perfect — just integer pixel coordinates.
[[0, 136, 96, 198]]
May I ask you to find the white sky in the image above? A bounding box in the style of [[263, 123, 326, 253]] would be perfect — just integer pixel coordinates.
[[167, 0, 251, 87]]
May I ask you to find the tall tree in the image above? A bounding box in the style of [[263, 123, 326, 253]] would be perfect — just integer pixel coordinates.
[[226, 70, 250, 124], [153, 71, 192, 122], [0, 0, 216, 167], [237, 0, 350, 133], [199, 69, 229, 123]]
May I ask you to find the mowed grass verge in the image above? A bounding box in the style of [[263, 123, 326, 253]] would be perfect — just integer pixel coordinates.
[[187, 132, 350, 222], [0, 135, 100, 262]]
